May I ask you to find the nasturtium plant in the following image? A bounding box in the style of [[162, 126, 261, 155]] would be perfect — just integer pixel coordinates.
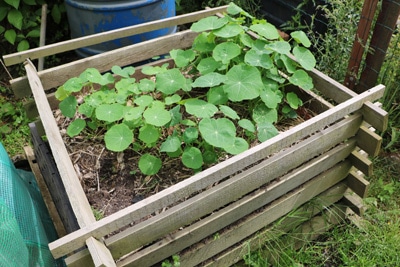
[[55, 2, 316, 176]]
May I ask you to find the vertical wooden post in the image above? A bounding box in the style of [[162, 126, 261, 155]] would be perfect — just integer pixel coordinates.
[[343, 0, 379, 89], [355, 0, 400, 93]]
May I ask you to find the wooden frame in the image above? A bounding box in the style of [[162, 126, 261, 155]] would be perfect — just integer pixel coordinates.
[[5, 6, 388, 267]]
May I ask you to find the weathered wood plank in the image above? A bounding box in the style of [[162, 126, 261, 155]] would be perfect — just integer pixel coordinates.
[[205, 194, 348, 267], [356, 125, 382, 157], [116, 139, 357, 266], [362, 101, 389, 132], [346, 168, 370, 198], [24, 145, 67, 237], [11, 30, 198, 98], [179, 163, 351, 266], [3, 5, 228, 66], [342, 188, 365, 216], [49, 86, 383, 260], [86, 237, 116, 267], [349, 149, 373, 176], [24, 59, 96, 227], [64, 113, 361, 264]]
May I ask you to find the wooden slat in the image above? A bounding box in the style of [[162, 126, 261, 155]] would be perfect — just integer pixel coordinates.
[[116, 139, 357, 266], [342, 188, 366, 216], [24, 59, 96, 226], [49, 85, 384, 260], [349, 149, 373, 176], [356, 125, 382, 157], [362, 101, 389, 132], [86, 237, 116, 267], [179, 164, 351, 266], [3, 5, 229, 66], [61, 113, 362, 264], [206, 194, 348, 267], [11, 30, 198, 98], [24, 146, 67, 237], [346, 169, 370, 198]]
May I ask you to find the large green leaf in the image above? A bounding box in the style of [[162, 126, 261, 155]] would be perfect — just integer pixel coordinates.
[[184, 99, 218, 118], [199, 118, 236, 148], [59, 95, 77, 118], [257, 122, 279, 142], [160, 135, 181, 152], [138, 154, 162, 175], [197, 57, 222, 75], [252, 102, 278, 124], [104, 124, 133, 152], [213, 24, 243, 38], [290, 31, 311, 48], [223, 65, 263, 102], [260, 86, 282, 109], [292, 46, 316, 70], [143, 106, 171, 126], [223, 137, 249, 155], [170, 49, 196, 68], [190, 16, 228, 32], [156, 68, 186, 94], [182, 147, 203, 169], [192, 72, 226, 88], [7, 9, 23, 30], [288, 69, 314, 90], [207, 86, 228, 105], [95, 103, 124, 122], [250, 23, 280, 40], [139, 124, 160, 145], [265, 41, 291, 55], [244, 49, 273, 69], [213, 42, 241, 64]]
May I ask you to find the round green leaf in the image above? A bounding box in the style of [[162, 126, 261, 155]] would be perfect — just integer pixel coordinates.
[[63, 77, 84, 93], [139, 78, 156, 92], [183, 127, 198, 144], [288, 69, 314, 90], [156, 68, 186, 94], [78, 103, 94, 117], [260, 87, 282, 109], [139, 124, 160, 144], [197, 57, 221, 75], [244, 49, 273, 69], [104, 124, 133, 152], [184, 99, 218, 118], [95, 103, 124, 122], [265, 41, 291, 55], [213, 42, 241, 64], [182, 147, 203, 169], [223, 65, 263, 102], [249, 23, 280, 40], [139, 154, 162, 175], [219, 105, 239, 120], [143, 106, 171, 126], [59, 95, 77, 118], [67, 119, 86, 137], [252, 103, 278, 124], [199, 118, 236, 148], [238, 119, 255, 132], [223, 137, 249, 155], [124, 106, 144, 121], [290, 31, 311, 48], [55, 86, 69, 101], [286, 92, 303, 109], [203, 149, 218, 164], [170, 49, 196, 68], [165, 94, 181, 105], [213, 24, 243, 38], [257, 122, 279, 142], [160, 135, 181, 152], [292, 46, 316, 70], [190, 16, 228, 32], [134, 95, 153, 106], [192, 72, 226, 88], [192, 32, 216, 52], [207, 86, 228, 105]]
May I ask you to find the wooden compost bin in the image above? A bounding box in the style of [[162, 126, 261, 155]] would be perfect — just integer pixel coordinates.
[[3, 5, 389, 267]]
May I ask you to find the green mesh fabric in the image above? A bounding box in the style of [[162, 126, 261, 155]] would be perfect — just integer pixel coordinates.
[[0, 142, 61, 266]]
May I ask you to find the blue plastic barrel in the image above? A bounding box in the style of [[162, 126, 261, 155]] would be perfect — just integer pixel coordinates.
[[65, 0, 176, 57]]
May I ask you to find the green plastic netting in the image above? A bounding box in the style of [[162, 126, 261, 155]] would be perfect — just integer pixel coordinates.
[[0, 142, 62, 266]]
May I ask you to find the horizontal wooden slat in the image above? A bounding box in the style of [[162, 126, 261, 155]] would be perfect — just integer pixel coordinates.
[[356, 125, 382, 157], [3, 5, 229, 66], [11, 30, 198, 98], [49, 86, 383, 260], [180, 163, 351, 266], [59, 112, 362, 264], [116, 139, 357, 266]]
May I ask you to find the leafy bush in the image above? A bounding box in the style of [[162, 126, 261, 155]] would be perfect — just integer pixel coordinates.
[[0, 0, 66, 52], [55, 3, 316, 176]]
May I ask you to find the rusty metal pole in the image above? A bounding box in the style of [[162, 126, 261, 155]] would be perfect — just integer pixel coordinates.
[[343, 0, 379, 89], [355, 0, 400, 93]]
